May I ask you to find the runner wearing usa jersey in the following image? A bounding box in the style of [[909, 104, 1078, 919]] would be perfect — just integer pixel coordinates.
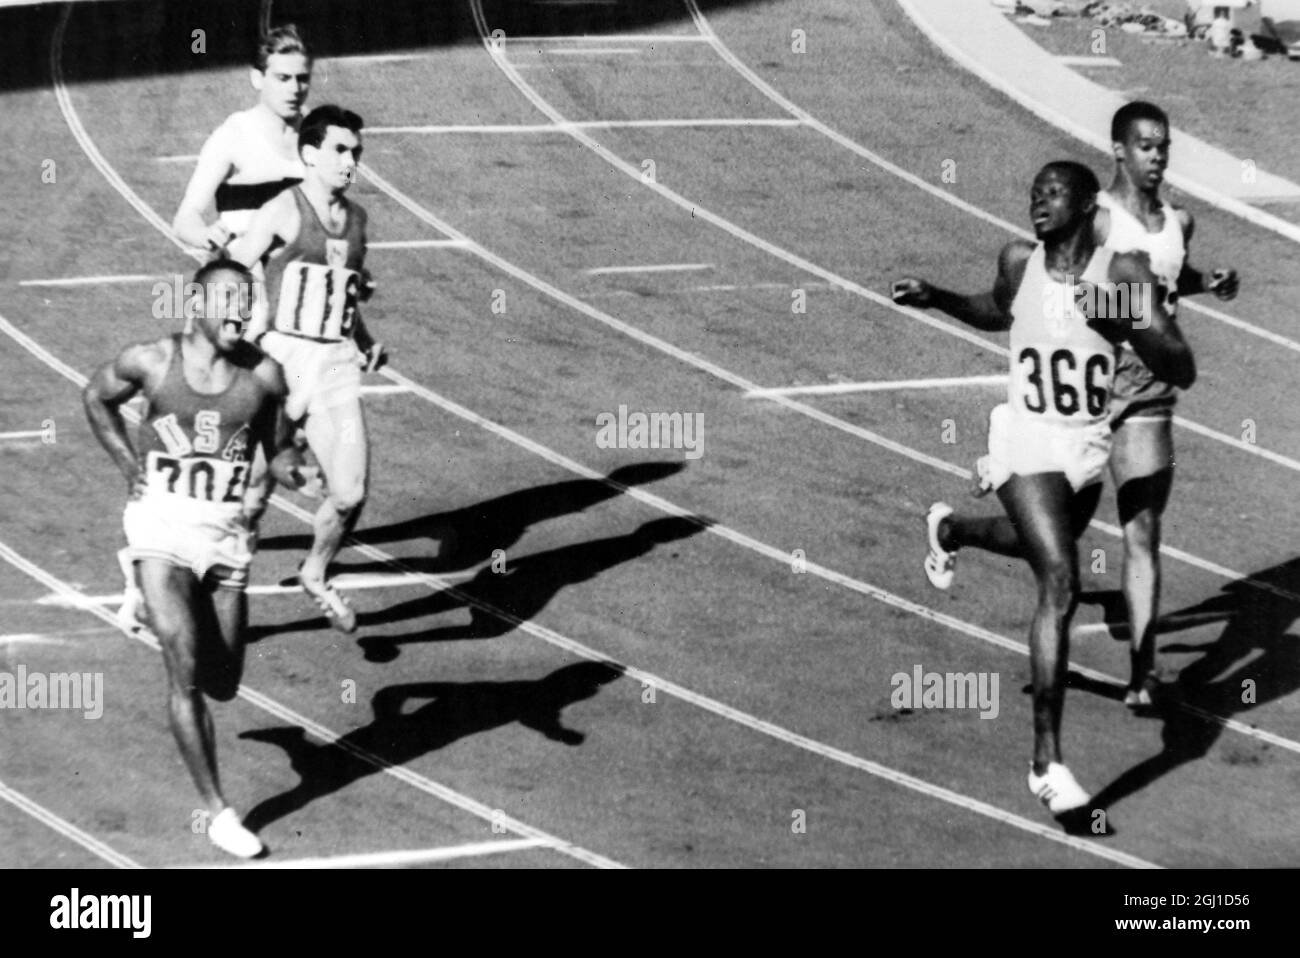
[[1095, 101, 1238, 708], [228, 104, 384, 634], [893, 162, 1195, 818], [84, 260, 304, 859], [108, 26, 314, 638]]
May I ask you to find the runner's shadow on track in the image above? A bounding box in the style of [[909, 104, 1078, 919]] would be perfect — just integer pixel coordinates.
[[239, 660, 624, 833], [256, 461, 684, 576], [1083, 557, 1300, 814], [255, 515, 707, 657]]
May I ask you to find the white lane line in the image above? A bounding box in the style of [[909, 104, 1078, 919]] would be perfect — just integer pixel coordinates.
[[547, 47, 643, 55], [155, 154, 199, 163], [682, 0, 1300, 358], [176, 837, 550, 869], [360, 383, 416, 395], [476, 1, 1300, 479], [0, 533, 619, 870], [503, 34, 709, 43], [0, 627, 113, 646], [0, 308, 1161, 870], [368, 239, 472, 249], [19, 274, 163, 287], [0, 778, 140, 868], [0, 430, 48, 441], [746, 375, 1009, 397], [1057, 55, 1122, 67], [369, 118, 802, 134], [37, 570, 475, 608], [588, 263, 712, 275]]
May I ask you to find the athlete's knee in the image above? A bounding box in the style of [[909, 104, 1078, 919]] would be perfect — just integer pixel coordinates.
[[1037, 558, 1079, 610], [1123, 510, 1161, 557], [327, 483, 366, 514], [201, 662, 242, 702]]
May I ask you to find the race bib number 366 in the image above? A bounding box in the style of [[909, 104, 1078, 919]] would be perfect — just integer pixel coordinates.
[[145, 451, 249, 504], [1014, 346, 1112, 420], [274, 262, 360, 340]]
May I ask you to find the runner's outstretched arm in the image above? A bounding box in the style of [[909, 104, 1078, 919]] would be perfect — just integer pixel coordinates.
[[891, 240, 1032, 331]]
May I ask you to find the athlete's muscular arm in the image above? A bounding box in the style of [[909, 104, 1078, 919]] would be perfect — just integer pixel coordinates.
[[891, 240, 1032, 332], [1172, 208, 1239, 301], [173, 124, 236, 250], [1096, 252, 1196, 389], [226, 190, 298, 268], [83, 342, 166, 498], [254, 357, 324, 498]]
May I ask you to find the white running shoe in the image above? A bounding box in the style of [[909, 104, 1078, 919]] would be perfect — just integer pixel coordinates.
[[301, 574, 358, 634], [1027, 762, 1091, 814], [207, 807, 264, 859], [924, 502, 957, 590]]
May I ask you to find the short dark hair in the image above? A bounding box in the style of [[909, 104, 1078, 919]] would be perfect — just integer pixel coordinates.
[[1040, 160, 1100, 199], [254, 24, 309, 71], [298, 105, 364, 155], [1111, 101, 1169, 144], [194, 257, 253, 287]]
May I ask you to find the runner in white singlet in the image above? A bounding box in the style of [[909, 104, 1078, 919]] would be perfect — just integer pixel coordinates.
[[892, 162, 1195, 821], [1094, 101, 1238, 708]]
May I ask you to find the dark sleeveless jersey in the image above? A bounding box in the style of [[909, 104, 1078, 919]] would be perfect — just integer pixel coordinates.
[[262, 187, 368, 342], [136, 337, 276, 510]]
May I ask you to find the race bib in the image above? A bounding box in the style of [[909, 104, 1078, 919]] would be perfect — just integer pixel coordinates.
[[1012, 345, 1113, 422], [144, 450, 250, 504], [274, 261, 360, 340]]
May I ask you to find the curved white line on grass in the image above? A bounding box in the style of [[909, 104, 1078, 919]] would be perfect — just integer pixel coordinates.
[[680, 0, 1300, 359], [468, 0, 1300, 481], [0, 535, 615, 870], [0, 778, 141, 868]]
